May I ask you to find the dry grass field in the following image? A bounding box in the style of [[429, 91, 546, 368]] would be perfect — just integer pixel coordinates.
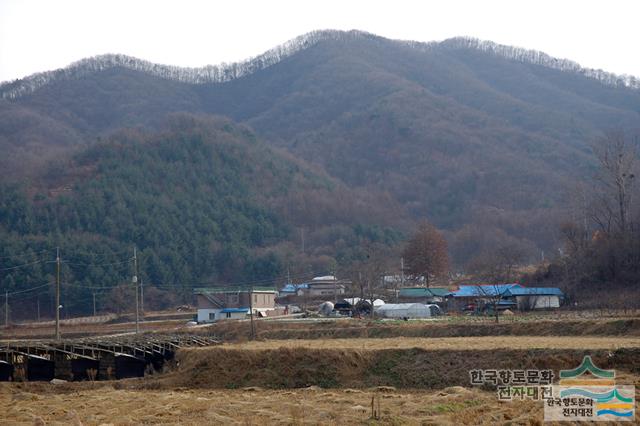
[[0, 384, 542, 425], [201, 316, 640, 342], [216, 336, 640, 351], [1, 315, 639, 424]]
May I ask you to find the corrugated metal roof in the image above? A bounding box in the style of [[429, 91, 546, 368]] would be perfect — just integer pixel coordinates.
[[428, 288, 450, 297], [399, 287, 449, 298], [280, 284, 297, 293], [451, 284, 522, 297], [280, 283, 309, 293], [220, 308, 249, 313], [505, 287, 564, 296]]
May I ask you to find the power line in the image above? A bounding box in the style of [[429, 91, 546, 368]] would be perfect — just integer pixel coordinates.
[[149, 276, 314, 292], [0, 259, 46, 271], [62, 259, 133, 267], [61, 247, 132, 258], [3, 292, 46, 303], [3, 282, 52, 296], [0, 249, 50, 260], [59, 282, 114, 291], [3, 270, 314, 292], [185, 271, 315, 288]]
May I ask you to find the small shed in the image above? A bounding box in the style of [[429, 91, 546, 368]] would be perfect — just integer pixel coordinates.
[[503, 287, 564, 310], [375, 303, 439, 319]]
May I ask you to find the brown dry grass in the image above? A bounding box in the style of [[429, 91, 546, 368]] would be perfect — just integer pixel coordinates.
[[215, 336, 640, 351], [0, 384, 543, 425], [200, 317, 640, 342], [147, 345, 639, 391]]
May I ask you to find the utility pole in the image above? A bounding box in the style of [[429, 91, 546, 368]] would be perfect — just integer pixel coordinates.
[[55, 247, 60, 340], [367, 278, 372, 317], [133, 246, 139, 334], [4, 290, 8, 327], [303, 284, 308, 313], [248, 285, 255, 340], [399, 257, 404, 303], [140, 278, 144, 313]]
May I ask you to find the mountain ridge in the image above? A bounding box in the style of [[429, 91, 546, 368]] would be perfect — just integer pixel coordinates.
[[2, 29, 640, 270], [2, 30, 639, 100]]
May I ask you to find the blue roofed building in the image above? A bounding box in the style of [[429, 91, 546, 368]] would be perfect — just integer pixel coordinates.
[[449, 284, 564, 311], [451, 283, 522, 298], [279, 276, 349, 300], [279, 283, 309, 296], [448, 283, 522, 312]]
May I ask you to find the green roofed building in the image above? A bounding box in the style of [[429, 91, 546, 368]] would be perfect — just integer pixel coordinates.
[[398, 287, 450, 303]]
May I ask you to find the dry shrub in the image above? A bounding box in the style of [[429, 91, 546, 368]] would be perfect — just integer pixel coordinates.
[[86, 368, 97, 382], [106, 366, 114, 380], [13, 366, 26, 382]]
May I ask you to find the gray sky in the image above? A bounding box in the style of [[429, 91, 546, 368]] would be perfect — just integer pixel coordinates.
[[1, 0, 639, 83]]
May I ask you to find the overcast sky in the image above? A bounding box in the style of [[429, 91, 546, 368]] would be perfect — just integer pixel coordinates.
[[1, 0, 639, 83]]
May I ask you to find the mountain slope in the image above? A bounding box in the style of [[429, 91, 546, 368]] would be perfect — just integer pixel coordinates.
[[0, 115, 404, 315], [1, 30, 639, 263]]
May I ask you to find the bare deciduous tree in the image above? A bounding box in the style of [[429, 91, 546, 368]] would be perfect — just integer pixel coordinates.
[[467, 241, 528, 284], [402, 221, 449, 287], [592, 130, 637, 235]]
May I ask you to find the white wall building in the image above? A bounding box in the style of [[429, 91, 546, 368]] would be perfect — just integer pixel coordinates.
[[196, 307, 249, 323]]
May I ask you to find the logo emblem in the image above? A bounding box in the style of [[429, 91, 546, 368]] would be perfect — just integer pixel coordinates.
[[545, 355, 635, 421]]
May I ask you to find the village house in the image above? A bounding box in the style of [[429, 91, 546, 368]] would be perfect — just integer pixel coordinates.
[[503, 287, 564, 310], [194, 287, 277, 323], [448, 284, 564, 312], [448, 283, 522, 311], [280, 276, 349, 299]]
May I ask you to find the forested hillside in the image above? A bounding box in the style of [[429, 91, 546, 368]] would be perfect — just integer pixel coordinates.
[[1, 30, 639, 277], [0, 115, 404, 317]]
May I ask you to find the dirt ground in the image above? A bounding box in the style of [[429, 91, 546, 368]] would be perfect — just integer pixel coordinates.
[[0, 384, 542, 425], [216, 336, 640, 351]]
